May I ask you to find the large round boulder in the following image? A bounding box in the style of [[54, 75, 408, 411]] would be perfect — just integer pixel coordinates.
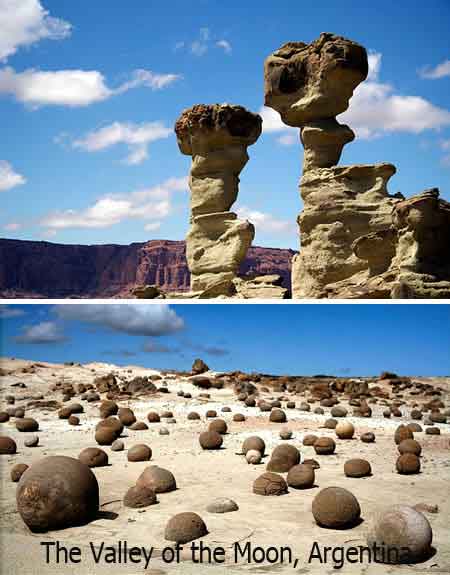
[[127, 444, 152, 462], [269, 409, 287, 423], [287, 464, 315, 489], [242, 436, 265, 457], [335, 421, 355, 439], [344, 458, 371, 478], [208, 419, 228, 435], [394, 424, 413, 445], [0, 436, 17, 454], [396, 453, 420, 475], [199, 431, 223, 450], [165, 512, 207, 543], [136, 465, 176, 493], [312, 487, 361, 529], [123, 485, 157, 509], [16, 456, 99, 532], [314, 437, 336, 455], [253, 472, 288, 496], [78, 447, 108, 468], [266, 444, 300, 473], [398, 439, 422, 456], [16, 418, 39, 432]]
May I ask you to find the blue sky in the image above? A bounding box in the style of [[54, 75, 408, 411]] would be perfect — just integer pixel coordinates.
[[1, 0, 450, 249], [1, 303, 449, 376]]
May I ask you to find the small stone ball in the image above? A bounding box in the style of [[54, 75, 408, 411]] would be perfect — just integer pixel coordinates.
[[16, 418, 39, 432], [130, 421, 148, 431], [324, 418, 337, 429], [136, 465, 176, 493], [287, 464, 315, 489], [360, 432, 375, 443], [303, 458, 320, 469], [314, 437, 336, 455], [118, 407, 136, 427], [394, 424, 413, 445], [425, 427, 440, 435], [279, 428, 293, 440], [398, 439, 422, 456], [266, 444, 300, 473], [383, 409, 391, 418], [159, 427, 170, 436], [208, 419, 227, 435], [367, 505, 432, 563], [314, 407, 324, 415], [335, 421, 355, 439], [253, 472, 288, 496], [165, 512, 207, 543], [127, 444, 152, 462], [147, 411, 161, 423], [14, 408, 25, 418], [269, 408, 287, 423], [11, 463, 29, 482], [95, 427, 117, 446], [303, 434, 318, 446], [245, 449, 262, 464], [221, 406, 231, 413], [410, 409, 422, 420], [161, 411, 173, 419], [344, 458, 372, 478], [123, 485, 157, 509], [187, 412, 201, 420], [242, 436, 265, 456], [407, 423, 422, 433], [96, 417, 123, 437], [24, 435, 39, 447], [206, 498, 239, 513], [331, 406, 348, 418], [16, 456, 99, 532], [199, 430, 223, 450], [0, 411, 10, 423], [0, 436, 17, 454], [68, 415, 79, 426], [205, 410, 217, 418], [78, 447, 108, 468], [312, 487, 361, 529], [396, 453, 421, 474], [99, 400, 118, 418], [111, 439, 124, 452], [233, 413, 245, 422]]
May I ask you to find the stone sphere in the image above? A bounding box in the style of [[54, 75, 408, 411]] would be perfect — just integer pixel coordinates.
[[123, 485, 157, 508], [11, 463, 29, 482], [242, 436, 265, 456], [394, 424, 413, 445], [127, 444, 152, 462], [147, 411, 161, 423], [367, 505, 432, 563], [396, 453, 420, 475], [96, 416, 123, 435], [331, 406, 348, 418], [245, 449, 262, 464], [425, 426, 440, 435], [208, 419, 227, 435], [314, 437, 336, 455], [111, 439, 124, 452], [206, 497, 239, 513], [407, 423, 422, 433], [130, 421, 148, 431], [269, 408, 287, 423], [398, 439, 422, 456], [383, 409, 391, 418], [24, 435, 39, 447], [16, 456, 99, 532], [303, 434, 318, 446], [279, 429, 293, 440], [253, 472, 288, 496], [199, 430, 223, 450], [165, 512, 207, 543], [303, 458, 320, 469], [79, 447, 108, 468], [344, 458, 372, 478], [14, 408, 25, 418], [68, 415, 79, 426], [159, 427, 169, 436], [161, 410, 173, 418], [411, 409, 422, 420], [58, 406, 72, 419], [95, 427, 117, 446], [136, 465, 176, 493], [335, 421, 355, 439], [0, 436, 17, 454], [0, 411, 10, 423], [16, 418, 39, 432], [233, 413, 245, 422], [312, 487, 361, 529], [360, 432, 375, 443], [267, 444, 300, 472], [99, 400, 118, 418], [187, 412, 201, 420], [324, 418, 337, 429], [205, 410, 217, 418], [287, 464, 315, 489], [118, 407, 136, 427]]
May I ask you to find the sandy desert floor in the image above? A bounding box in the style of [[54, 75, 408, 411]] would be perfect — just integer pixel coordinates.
[[1, 357, 449, 575]]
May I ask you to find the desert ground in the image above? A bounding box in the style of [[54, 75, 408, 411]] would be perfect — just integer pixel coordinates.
[[0, 357, 449, 575]]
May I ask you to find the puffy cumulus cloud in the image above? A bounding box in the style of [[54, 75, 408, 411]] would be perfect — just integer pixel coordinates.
[[0, 0, 71, 62], [419, 59, 450, 80], [55, 304, 184, 337], [0, 67, 181, 108], [259, 52, 450, 141], [237, 205, 294, 234], [0, 304, 25, 318], [15, 321, 66, 344], [72, 121, 172, 165], [0, 160, 26, 191], [40, 176, 188, 232]]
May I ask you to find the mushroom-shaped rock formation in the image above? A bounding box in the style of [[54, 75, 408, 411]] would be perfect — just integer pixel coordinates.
[[165, 512, 208, 543], [16, 456, 99, 532], [136, 465, 176, 493], [312, 486, 361, 528], [253, 472, 288, 496], [367, 505, 432, 563], [123, 485, 157, 509], [175, 103, 261, 293]]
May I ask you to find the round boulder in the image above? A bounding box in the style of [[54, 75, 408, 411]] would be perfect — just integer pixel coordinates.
[[147, 412, 161, 423], [398, 439, 422, 456], [11, 463, 29, 482], [267, 444, 300, 473], [208, 419, 227, 435], [360, 432, 375, 443], [246, 449, 262, 464], [312, 487, 361, 529], [303, 434, 318, 446], [79, 447, 108, 468], [136, 465, 176, 493], [123, 485, 157, 509], [127, 444, 152, 462], [118, 408, 136, 427], [16, 418, 39, 432], [396, 453, 420, 475], [314, 437, 336, 455], [287, 464, 315, 489], [24, 435, 39, 447], [344, 458, 371, 478], [111, 439, 124, 452], [206, 498, 239, 513], [242, 436, 265, 457], [165, 512, 207, 543], [394, 424, 413, 445], [253, 472, 288, 496], [335, 421, 355, 439], [0, 436, 17, 454], [199, 431, 223, 450], [269, 408, 287, 423]]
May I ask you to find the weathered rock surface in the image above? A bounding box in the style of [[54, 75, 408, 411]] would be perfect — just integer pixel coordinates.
[[175, 103, 261, 291]]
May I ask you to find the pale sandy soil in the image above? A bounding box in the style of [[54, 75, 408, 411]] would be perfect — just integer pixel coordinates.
[[0, 357, 449, 575]]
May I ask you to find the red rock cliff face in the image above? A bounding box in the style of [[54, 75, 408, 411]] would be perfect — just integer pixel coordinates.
[[0, 238, 294, 298]]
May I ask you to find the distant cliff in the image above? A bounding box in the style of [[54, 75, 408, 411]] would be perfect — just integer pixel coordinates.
[[0, 239, 295, 298]]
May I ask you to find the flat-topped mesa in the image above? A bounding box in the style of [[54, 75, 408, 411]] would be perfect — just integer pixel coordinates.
[[175, 103, 262, 292]]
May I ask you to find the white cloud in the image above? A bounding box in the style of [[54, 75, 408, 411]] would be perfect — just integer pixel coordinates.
[[15, 321, 66, 344], [419, 59, 450, 79], [56, 304, 184, 336], [237, 205, 294, 234], [144, 221, 161, 232], [191, 27, 209, 56], [0, 0, 71, 62], [0, 160, 26, 191], [276, 133, 298, 146], [0, 304, 25, 318], [0, 66, 181, 108], [72, 121, 172, 165], [40, 176, 188, 232], [4, 221, 22, 231], [216, 40, 232, 54]]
